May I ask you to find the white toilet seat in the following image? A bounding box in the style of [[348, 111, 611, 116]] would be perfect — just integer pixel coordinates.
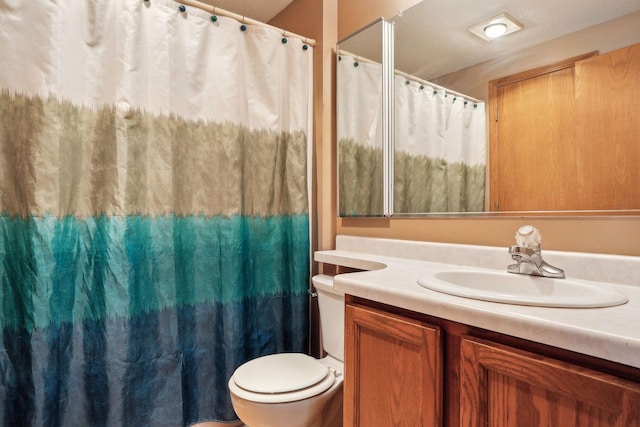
[[229, 353, 336, 403]]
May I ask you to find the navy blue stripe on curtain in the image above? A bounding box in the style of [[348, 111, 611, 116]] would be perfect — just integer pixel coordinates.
[[0, 214, 309, 426]]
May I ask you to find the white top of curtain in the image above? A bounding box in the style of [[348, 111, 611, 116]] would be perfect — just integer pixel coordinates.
[[396, 77, 486, 167], [0, 0, 311, 134], [336, 54, 383, 149]]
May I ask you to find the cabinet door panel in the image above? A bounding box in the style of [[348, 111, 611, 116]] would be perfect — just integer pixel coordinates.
[[345, 304, 442, 427], [461, 336, 640, 427]]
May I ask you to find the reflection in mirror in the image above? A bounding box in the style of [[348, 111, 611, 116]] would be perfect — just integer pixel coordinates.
[[338, 0, 640, 216], [393, 62, 487, 214], [392, 0, 640, 215], [337, 20, 385, 217], [488, 47, 640, 212]]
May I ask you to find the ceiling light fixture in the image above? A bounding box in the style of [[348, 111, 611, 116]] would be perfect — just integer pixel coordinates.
[[468, 13, 523, 41], [484, 23, 508, 38]]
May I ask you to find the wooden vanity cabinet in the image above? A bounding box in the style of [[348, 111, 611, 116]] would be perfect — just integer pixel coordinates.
[[344, 302, 443, 427], [344, 296, 640, 427], [461, 336, 640, 427]]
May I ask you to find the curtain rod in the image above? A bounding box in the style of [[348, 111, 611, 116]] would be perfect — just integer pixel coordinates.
[[394, 69, 482, 103], [338, 49, 482, 103], [178, 0, 316, 47]]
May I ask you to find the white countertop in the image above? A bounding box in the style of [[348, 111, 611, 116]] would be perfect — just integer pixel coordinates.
[[316, 236, 640, 369]]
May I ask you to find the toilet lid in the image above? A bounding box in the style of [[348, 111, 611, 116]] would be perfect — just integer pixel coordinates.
[[233, 353, 330, 394]]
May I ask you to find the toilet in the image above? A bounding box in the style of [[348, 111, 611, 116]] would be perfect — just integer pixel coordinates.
[[228, 274, 344, 427]]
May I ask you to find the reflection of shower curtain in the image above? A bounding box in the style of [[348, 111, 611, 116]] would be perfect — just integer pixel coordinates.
[[395, 76, 486, 213], [338, 55, 486, 214], [337, 54, 384, 216], [0, 1, 311, 425]]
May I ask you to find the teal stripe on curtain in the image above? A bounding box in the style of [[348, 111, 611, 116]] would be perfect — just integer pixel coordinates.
[[0, 214, 310, 332], [1, 213, 309, 424]]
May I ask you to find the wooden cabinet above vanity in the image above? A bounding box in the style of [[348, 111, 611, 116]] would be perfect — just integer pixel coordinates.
[[345, 296, 640, 427]]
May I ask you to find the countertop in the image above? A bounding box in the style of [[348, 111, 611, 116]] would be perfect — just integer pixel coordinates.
[[315, 236, 640, 369]]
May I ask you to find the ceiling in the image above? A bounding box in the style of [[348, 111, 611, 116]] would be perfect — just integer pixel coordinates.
[[198, 0, 295, 23], [341, 0, 640, 81], [398, 0, 640, 79]]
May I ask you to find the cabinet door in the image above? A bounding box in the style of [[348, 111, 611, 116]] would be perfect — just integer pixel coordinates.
[[344, 304, 442, 427], [460, 336, 640, 427]]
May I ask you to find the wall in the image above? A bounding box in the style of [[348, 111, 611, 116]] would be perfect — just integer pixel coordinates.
[[335, 1, 640, 257]]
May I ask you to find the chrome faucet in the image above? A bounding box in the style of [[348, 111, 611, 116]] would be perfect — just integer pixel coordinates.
[[507, 226, 565, 279]]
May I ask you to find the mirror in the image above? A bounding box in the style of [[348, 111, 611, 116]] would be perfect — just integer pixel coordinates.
[[337, 0, 640, 216], [337, 19, 386, 217]]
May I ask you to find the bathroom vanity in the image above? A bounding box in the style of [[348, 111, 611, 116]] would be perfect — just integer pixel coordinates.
[[316, 236, 640, 427]]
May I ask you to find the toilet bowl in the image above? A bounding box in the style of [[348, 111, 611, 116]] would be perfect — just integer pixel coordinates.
[[228, 275, 344, 427]]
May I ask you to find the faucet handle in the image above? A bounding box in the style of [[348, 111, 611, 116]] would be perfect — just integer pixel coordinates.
[[509, 245, 536, 257], [515, 225, 541, 251]]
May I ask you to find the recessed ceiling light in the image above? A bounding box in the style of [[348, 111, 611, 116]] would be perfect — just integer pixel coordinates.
[[468, 13, 523, 41], [484, 23, 508, 38]]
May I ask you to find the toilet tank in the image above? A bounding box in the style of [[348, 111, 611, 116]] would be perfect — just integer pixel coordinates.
[[312, 275, 345, 362]]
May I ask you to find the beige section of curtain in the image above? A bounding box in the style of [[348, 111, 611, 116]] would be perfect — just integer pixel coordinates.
[[338, 139, 486, 215], [338, 139, 384, 216], [0, 91, 308, 218]]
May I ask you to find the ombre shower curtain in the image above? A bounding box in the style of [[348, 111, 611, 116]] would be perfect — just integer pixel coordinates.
[[0, 1, 312, 425], [337, 53, 486, 215], [395, 77, 486, 213], [336, 54, 384, 216]]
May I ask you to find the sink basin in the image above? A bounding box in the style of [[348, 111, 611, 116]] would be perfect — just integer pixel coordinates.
[[417, 270, 628, 308]]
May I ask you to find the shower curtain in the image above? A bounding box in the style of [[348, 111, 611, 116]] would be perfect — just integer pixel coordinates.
[[395, 77, 486, 213], [0, 1, 312, 426], [336, 54, 384, 216], [337, 53, 486, 214]]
